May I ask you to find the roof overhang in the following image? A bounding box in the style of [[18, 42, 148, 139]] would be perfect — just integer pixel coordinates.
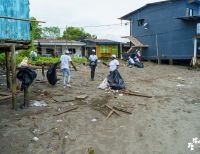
[[176, 16, 200, 21], [121, 36, 148, 48]]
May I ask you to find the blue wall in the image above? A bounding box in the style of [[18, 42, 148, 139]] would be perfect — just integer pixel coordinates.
[[123, 0, 200, 60], [0, 0, 30, 41]]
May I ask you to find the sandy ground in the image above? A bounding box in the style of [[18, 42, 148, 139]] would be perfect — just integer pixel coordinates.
[[0, 62, 200, 154]]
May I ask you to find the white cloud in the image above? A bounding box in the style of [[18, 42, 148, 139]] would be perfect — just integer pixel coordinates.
[[29, 0, 161, 42]]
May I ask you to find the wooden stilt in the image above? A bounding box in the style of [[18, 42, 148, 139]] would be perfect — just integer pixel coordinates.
[[24, 88, 29, 107], [169, 59, 173, 65], [42, 65, 45, 80], [10, 44, 17, 109], [5, 51, 11, 89]]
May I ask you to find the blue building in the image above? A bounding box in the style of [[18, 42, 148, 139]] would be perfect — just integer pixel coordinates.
[[120, 0, 200, 62], [0, 0, 30, 42]]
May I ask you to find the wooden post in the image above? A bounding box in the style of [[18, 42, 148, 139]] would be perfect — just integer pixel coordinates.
[[156, 34, 161, 64], [24, 88, 29, 107], [42, 65, 45, 80], [169, 59, 173, 65], [10, 44, 17, 109], [5, 51, 11, 89]]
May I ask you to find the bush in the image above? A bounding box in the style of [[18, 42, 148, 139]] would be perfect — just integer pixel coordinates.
[[0, 53, 5, 63], [0, 53, 88, 66]]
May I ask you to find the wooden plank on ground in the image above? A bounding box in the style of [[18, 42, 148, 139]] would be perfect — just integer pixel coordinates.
[[113, 106, 132, 114], [53, 106, 78, 116]]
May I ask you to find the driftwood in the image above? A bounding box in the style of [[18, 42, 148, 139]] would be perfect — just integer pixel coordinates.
[[0, 95, 12, 101], [0, 92, 10, 96], [120, 90, 152, 98], [39, 127, 55, 135], [105, 105, 121, 116], [113, 106, 132, 114], [53, 106, 78, 116]]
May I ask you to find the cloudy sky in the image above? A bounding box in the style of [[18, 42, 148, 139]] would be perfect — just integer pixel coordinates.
[[29, 0, 160, 42]]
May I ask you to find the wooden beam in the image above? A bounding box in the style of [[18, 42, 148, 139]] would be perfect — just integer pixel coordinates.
[[5, 51, 11, 89], [0, 16, 46, 23], [10, 44, 17, 109]]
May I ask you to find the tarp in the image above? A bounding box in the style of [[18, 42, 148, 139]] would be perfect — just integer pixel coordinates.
[[17, 67, 37, 91]]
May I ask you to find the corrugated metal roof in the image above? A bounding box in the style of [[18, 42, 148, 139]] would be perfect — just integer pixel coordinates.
[[122, 36, 148, 48], [85, 39, 120, 44], [34, 39, 86, 46]]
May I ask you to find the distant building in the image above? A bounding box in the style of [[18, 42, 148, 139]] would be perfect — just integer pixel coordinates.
[[84, 39, 121, 58], [120, 0, 200, 63], [34, 39, 86, 57]]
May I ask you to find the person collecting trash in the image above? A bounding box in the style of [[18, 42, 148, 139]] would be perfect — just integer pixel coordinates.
[[103, 54, 125, 90], [30, 51, 37, 61], [89, 49, 98, 81], [60, 50, 77, 88], [127, 56, 135, 67]]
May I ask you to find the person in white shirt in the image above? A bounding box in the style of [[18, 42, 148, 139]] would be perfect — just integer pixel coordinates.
[[30, 51, 37, 61], [89, 49, 98, 80], [128, 56, 135, 66], [109, 54, 119, 72], [60, 50, 77, 88]]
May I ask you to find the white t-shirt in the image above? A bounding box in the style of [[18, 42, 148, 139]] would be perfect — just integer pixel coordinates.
[[60, 55, 72, 69], [109, 59, 119, 71], [89, 55, 98, 62], [129, 57, 135, 64]]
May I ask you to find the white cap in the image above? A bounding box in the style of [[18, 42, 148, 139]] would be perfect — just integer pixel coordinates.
[[65, 50, 70, 54], [111, 54, 116, 58], [92, 49, 95, 52]]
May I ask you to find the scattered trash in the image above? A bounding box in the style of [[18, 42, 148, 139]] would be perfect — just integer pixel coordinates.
[[32, 128, 40, 135], [119, 93, 123, 96], [30, 100, 47, 107], [176, 84, 185, 87], [32, 137, 39, 142], [64, 136, 69, 139], [91, 118, 97, 122], [98, 78, 109, 90], [177, 77, 185, 81], [56, 120, 63, 122]]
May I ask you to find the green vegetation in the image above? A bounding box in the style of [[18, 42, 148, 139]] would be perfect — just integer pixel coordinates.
[[63, 26, 97, 40], [0, 53, 87, 66]]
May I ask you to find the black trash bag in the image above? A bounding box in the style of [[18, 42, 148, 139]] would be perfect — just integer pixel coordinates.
[[134, 61, 144, 68], [47, 62, 59, 85], [107, 69, 125, 90], [17, 67, 37, 91]]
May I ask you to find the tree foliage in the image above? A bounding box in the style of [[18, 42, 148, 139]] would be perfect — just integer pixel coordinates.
[[62, 27, 97, 40], [41, 26, 61, 39]]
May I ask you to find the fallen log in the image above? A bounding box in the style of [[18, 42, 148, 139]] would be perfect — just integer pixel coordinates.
[[53, 106, 78, 116], [113, 106, 132, 114]]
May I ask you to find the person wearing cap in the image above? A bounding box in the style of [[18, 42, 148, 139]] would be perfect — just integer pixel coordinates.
[[109, 54, 119, 72], [60, 50, 77, 88], [89, 49, 98, 81]]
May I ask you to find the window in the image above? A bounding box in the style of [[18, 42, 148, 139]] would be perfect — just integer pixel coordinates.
[[100, 45, 108, 53], [111, 45, 118, 55], [68, 48, 76, 54], [137, 19, 145, 26], [186, 8, 193, 16]]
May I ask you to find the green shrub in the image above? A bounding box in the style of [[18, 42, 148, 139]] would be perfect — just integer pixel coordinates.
[[0, 53, 5, 63]]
